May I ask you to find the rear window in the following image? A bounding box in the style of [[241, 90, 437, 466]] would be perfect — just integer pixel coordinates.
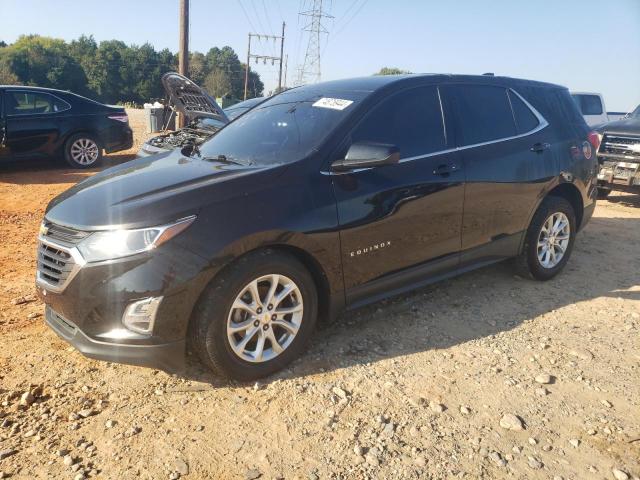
[[508, 90, 539, 134], [572, 94, 603, 115], [450, 85, 517, 146]]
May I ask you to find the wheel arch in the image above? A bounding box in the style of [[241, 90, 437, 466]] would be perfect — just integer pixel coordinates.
[[59, 129, 103, 155], [546, 182, 585, 230]]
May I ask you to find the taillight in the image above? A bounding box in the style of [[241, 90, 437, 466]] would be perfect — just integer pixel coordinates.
[[108, 114, 129, 123], [587, 131, 601, 151]]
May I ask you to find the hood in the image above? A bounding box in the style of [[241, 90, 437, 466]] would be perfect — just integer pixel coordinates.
[[162, 72, 229, 124], [45, 150, 280, 230], [595, 116, 640, 136]]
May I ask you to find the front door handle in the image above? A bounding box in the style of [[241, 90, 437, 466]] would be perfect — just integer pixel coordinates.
[[531, 142, 550, 153], [433, 163, 459, 176]]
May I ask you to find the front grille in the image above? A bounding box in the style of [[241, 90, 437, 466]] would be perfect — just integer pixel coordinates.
[[598, 134, 640, 160], [42, 221, 90, 247], [37, 242, 75, 287]]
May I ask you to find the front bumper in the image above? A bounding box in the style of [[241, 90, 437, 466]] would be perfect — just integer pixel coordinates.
[[46, 306, 186, 372], [597, 159, 640, 192]]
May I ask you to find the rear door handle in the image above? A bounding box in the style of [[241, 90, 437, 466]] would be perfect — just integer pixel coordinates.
[[433, 163, 459, 176], [531, 142, 550, 153]]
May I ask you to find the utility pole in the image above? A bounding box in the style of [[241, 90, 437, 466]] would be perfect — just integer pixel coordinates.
[[298, 0, 332, 85], [283, 54, 288, 90], [244, 29, 286, 100], [278, 22, 286, 91], [178, 0, 189, 127]]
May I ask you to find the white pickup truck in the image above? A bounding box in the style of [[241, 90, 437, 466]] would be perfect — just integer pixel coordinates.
[[570, 92, 627, 127]]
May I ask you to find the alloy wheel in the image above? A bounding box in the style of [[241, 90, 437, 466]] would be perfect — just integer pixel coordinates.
[[226, 274, 304, 363], [537, 212, 571, 269], [70, 138, 99, 165]]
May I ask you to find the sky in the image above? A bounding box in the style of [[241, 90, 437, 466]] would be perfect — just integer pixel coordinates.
[[1, 0, 639, 111]]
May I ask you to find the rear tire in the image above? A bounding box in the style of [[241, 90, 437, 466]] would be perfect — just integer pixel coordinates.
[[64, 133, 102, 168], [190, 249, 318, 381], [597, 187, 611, 199], [515, 196, 577, 281]]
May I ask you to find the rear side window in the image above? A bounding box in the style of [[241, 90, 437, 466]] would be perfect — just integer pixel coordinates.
[[508, 90, 539, 134], [5, 91, 70, 115], [572, 94, 603, 115], [350, 86, 446, 158], [450, 85, 517, 146]]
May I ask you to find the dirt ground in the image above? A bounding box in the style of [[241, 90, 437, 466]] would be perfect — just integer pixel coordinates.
[[0, 109, 638, 480]]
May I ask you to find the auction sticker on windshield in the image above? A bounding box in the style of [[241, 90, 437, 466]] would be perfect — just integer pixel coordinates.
[[312, 98, 354, 110]]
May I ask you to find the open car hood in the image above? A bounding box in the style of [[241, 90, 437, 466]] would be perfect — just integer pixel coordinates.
[[161, 72, 229, 124]]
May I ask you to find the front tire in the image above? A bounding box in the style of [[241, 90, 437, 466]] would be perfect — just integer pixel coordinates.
[[64, 133, 102, 168], [190, 250, 318, 381], [515, 196, 577, 281]]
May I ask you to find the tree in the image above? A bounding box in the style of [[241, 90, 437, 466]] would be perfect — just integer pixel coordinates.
[[375, 67, 412, 75], [0, 41, 7, 48], [204, 69, 233, 98]]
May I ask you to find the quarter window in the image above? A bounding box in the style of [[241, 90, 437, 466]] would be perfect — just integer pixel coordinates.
[[450, 85, 517, 146], [508, 90, 539, 134], [350, 86, 446, 159]]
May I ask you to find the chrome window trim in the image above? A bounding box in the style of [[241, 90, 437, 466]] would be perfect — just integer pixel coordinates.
[[5, 90, 72, 117], [322, 87, 548, 176], [36, 236, 86, 293]]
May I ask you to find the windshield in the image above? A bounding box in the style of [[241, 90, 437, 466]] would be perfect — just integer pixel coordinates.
[[199, 96, 361, 166], [630, 105, 640, 118], [192, 117, 226, 130], [225, 106, 251, 120]]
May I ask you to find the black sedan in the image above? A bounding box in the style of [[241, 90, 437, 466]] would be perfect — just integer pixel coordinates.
[[0, 85, 133, 168]]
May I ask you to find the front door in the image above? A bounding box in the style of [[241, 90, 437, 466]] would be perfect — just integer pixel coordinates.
[[331, 85, 465, 304]]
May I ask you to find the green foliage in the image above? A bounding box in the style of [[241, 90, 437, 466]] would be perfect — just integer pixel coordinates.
[[0, 35, 264, 104], [375, 67, 412, 75]]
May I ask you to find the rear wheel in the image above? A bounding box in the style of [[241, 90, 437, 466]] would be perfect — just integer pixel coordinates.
[[597, 187, 611, 199], [515, 196, 577, 280], [64, 133, 102, 168], [190, 250, 318, 381]]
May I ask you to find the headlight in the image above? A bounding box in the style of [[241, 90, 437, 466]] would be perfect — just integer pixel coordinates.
[[78, 216, 196, 262]]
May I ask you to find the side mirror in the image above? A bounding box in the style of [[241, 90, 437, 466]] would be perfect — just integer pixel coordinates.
[[331, 142, 400, 172]]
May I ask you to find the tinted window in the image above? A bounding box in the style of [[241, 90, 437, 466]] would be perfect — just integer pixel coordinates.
[[451, 85, 517, 146], [53, 97, 71, 112], [572, 94, 603, 115], [509, 90, 539, 133], [6, 92, 53, 115], [350, 86, 446, 158]]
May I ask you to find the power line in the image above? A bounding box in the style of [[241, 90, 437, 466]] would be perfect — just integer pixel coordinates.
[[237, 0, 258, 33], [297, 0, 333, 85]]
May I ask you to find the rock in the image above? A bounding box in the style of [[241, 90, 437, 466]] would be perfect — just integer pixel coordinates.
[[414, 455, 427, 467], [63, 454, 75, 466], [19, 391, 35, 407], [175, 459, 189, 476], [612, 469, 630, 480], [429, 402, 445, 413], [105, 420, 116, 428], [0, 449, 17, 460], [460, 405, 471, 414], [535, 387, 549, 396], [489, 451, 506, 467], [74, 474, 85, 480], [534, 373, 554, 384], [331, 386, 349, 400], [353, 445, 365, 456], [352, 455, 365, 466], [23, 429, 36, 438], [569, 438, 580, 448], [169, 474, 180, 480], [528, 437, 538, 445], [77, 409, 94, 418], [527, 456, 543, 469], [587, 429, 597, 435], [68, 413, 80, 421], [13, 295, 35, 305], [601, 400, 612, 408], [56, 449, 70, 457], [381, 422, 395, 438], [500, 414, 524, 431], [512, 446, 522, 454], [569, 349, 594, 360], [245, 469, 261, 480], [365, 453, 380, 466]]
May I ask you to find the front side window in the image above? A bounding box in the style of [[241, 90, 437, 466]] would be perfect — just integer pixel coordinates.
[[6, 91, 69, 115], [450, 85, 517, 146], [350, 86, 446, 159]]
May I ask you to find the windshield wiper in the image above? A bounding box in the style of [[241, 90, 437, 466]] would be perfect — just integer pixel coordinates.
[[200, 154, 246, 166]]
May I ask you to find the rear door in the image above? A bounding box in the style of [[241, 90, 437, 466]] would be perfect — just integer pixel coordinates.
[[445, 83, 550, 265], [4, 90, 70, 158], [332, 85, 465, 303]]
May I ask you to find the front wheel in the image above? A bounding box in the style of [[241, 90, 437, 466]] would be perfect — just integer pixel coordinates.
[[515, 196, 577, 281], [64, 133, 102, 168], [190, 250, 318, 381]]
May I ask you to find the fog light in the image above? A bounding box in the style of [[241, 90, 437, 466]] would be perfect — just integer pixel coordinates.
[[122, 297, 162, 334]]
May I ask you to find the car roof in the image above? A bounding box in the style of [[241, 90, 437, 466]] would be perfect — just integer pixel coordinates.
[[0, 85, 75, 95], [283, 74, 565, 97]]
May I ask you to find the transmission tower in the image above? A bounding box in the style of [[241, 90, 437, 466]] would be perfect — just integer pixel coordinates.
[[297, 0, 333, 85]]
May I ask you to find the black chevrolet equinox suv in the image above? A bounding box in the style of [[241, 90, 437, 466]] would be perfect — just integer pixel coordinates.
[[36, 75, 598, 380]]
